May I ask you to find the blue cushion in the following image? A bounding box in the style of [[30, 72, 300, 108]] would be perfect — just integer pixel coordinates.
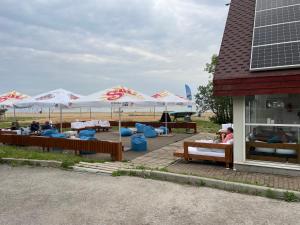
[[135, 123, 146, 133], [41, 129, 59, 137], [120, 128, 133, 137], [50, 133, 66, 138], [159, 126, 169, 134], [143, 126, 157, 138], [79, 136, 97, 141], [79, 129, 96, 138], [131, 134, 147, 151]]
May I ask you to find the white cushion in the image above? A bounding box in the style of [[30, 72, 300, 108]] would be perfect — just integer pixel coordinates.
[[255, 147, 275, 153], [155, 128, 164, 135], [99, 120, 110, 127], [276, 148, 297, 155], [188, 147, 225, 157], [195, 140, 214, 143], [91, 120, 99, 126], [71, 122, 85, 129], [84, 121, 95, 127], [222, 123, 234, 130]]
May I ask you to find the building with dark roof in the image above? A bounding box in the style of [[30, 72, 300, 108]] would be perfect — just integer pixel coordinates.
[[214, 0, 300, 175]]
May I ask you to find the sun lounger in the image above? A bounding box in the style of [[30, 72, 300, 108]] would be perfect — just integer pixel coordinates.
[[174, 140, 233, 168]]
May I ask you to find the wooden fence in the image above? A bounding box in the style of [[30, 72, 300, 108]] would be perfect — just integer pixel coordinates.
[[0, 134, 123, 161]]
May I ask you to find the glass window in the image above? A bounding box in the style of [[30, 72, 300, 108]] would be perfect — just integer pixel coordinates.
[[245, 95, 300, 165]]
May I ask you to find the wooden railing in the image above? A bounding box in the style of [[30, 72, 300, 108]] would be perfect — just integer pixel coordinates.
[[0, 134, 123, 161]]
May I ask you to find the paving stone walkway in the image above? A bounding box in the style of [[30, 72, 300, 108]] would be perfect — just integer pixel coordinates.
[[167, 159, 300, 192], [75, 132, 300, 192], [130, 133, 215, 169]]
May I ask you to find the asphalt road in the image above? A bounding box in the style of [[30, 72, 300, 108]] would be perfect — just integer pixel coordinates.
[[0, 165, 299, 225]]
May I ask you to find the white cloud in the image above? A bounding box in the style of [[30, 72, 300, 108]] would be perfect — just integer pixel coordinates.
[[0, 0, 228, 95]]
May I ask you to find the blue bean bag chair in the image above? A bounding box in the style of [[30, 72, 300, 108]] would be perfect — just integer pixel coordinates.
[[135, 123, 146, 133], [79, 136, 97, 155], [50, 133, 66, 138], [131, 134, 147, 151], [79, 136, 97, 141], [78, 130, 97, 155], [120, 127, 133, 137], [41, 129, 59, 137], [79, 129, 96, 138], [159, 126, 169, 134], [143, 126, 157, 138]]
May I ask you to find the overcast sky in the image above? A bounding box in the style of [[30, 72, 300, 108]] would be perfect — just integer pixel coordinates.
[[0, 0, 229, 97]]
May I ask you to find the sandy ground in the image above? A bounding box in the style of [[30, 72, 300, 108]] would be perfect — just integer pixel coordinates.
[[0, 165, 299, 225], [4, 111, 213, 123]]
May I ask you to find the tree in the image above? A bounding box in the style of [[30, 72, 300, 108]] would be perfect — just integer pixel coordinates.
[[195, 54, 233, 124]]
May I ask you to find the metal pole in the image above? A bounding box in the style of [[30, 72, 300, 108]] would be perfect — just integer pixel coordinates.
[[48, 107, 51, 121], [118, 106, 122, 142], [79, 107, 82, 119], [165, 105, 168, 135], [154, 106, 156, 119], [60, 105, 63, 133], [111, 104, 113, 119], [13, 106, 16, 121], [89, 107, 92, 120]]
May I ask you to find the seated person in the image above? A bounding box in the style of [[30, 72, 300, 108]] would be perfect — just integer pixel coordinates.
[[10, 120, 20, 130], [268, 128, 289, 143], [221, 127, 234, 144], [41, 121, 52, 130], [30, 121, 40, 133]]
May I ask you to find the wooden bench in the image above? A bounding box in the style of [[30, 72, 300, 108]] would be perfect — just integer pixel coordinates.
[[0, 134, 123, 161], [174, 141, 233, 168]]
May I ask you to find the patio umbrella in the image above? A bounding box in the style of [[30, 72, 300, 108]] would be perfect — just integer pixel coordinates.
[[71, 86, 160, 141], [152, 90, 193, 135], [15, 88, 82, 132], [0, 90, 30, 120]]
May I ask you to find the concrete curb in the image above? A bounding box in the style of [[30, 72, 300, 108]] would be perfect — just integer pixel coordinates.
[[117, 169, 300, 201], [0, 158, 62, 168]]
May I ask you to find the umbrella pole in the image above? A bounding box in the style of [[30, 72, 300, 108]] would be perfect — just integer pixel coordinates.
[[165, 105, 168, 135], [118, 106, 122, 142], [79, 107, 82, 119], [48, 107, 51, 121], [154, 106, 156, 119], [13, 106, 16, 121], [111, 105, 113, 119], [89, 107, 92, 120], [60, 105, 63, 133]]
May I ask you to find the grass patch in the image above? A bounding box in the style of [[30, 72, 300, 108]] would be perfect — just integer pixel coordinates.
[[0, 145, 106, 168], [196, 180, 206, 187], [195, 119, 220, 133], [158, 167, 169, 172], [265, 189, 276, 199], [112, 170, 127, 177], [284, 191, 299, 202]]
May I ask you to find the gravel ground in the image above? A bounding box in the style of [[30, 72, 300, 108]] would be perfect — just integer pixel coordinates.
[[0, 165, 299, 225]]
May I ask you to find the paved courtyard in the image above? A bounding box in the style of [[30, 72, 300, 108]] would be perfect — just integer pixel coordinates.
[[0, 165, 300, 225], [77, 132, 300, 192]]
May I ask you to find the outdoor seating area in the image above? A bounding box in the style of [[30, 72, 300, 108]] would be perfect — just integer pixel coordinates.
[[71, 120, 111, 132]]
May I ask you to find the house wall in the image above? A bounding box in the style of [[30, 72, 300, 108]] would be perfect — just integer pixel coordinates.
[[233, 96, 245, 165]]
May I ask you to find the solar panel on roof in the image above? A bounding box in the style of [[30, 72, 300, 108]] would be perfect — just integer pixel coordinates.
[[250, 0, 300, 71]]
